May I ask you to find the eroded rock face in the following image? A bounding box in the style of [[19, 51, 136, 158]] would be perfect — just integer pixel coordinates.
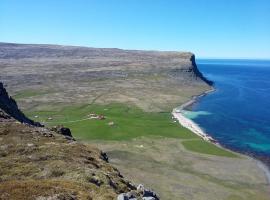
[[0, 109, 11, 120], [0, 82, 42, 126], [189, 55, 213, 86]]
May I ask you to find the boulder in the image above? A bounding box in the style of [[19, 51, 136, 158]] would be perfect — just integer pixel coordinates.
[[50, 125, 74, 140], [117, 192, 136, 200], [117, 184, 159, 200]]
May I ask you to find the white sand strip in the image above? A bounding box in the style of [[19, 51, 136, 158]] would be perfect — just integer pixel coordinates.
[[172, 109, 205, 137], [172, 108, 215, 142]]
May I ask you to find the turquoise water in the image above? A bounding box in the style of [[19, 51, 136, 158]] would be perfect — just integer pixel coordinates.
[[188, 59, 270, 162]]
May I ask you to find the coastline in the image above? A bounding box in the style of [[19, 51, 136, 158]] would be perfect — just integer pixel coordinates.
[[172, 87, 217, 143], [172, 87, 270, 184], [178, 87, 216, 110]]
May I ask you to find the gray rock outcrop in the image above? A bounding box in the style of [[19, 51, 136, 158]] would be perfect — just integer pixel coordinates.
[[117, 184, 159, 200], [0, 82, 42, 126], [50, 125, 74, 140]]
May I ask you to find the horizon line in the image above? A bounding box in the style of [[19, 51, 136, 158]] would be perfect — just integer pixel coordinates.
[[1, 41, 270, 60]]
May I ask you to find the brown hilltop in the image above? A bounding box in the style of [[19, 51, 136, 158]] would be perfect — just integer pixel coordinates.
[[0, 42, 212, 112]]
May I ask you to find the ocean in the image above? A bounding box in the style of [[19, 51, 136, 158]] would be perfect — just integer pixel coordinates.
[[184, 59, 270, 165]]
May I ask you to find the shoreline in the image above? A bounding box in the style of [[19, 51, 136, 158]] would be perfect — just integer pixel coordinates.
[[172, 87, 270, 184], [172, 87, 217, 143], [179, 87, 216, 110]]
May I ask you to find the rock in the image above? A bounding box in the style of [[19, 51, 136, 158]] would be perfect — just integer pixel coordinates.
[[58, 127, 72, 137], [117, 184, 159, 200], [100, 151, 109, 162], [190, 55, 213, 86], [143, 197, 156, 200], [0, 82, 43, 127], [0, 110, 11, 119], [88, 176, 103, 186], [50, 125, 74, 140], [137, 184, 145, 193], [143, 189, 159, 199], [108, 121, 114, 126], [117, 192, 136, 200], [117, 194, 127, 200]]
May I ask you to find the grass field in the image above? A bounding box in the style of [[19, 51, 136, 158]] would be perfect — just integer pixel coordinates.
[[182, 139, 237, 157], [26, 103, 236, 157], [13, 89, 52, 99]]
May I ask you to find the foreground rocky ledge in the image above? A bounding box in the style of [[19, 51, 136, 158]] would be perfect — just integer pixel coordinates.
[[0, 109, 161, 200], [0, 111, 131, 199]]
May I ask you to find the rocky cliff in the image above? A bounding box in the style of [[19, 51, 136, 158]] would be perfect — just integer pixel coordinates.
[[190, 55, 213, 86], [0, 82, 42, 126]]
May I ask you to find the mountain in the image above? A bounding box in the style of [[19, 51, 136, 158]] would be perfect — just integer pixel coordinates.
[[0, 42, 212, 112]]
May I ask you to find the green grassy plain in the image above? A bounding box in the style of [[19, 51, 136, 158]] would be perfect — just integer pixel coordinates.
[[26, 103, 236, 157], [27, 103, 197, 140]]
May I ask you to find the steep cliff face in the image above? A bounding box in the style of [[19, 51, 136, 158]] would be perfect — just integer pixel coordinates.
[[190, 55, 213, 86], [0, 82, 42, 126]]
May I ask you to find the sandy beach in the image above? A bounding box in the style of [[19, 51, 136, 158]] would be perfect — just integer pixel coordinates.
[[172, 88, 217, 143], [173, 89, 270, 185], [172, 108, 217, 143]]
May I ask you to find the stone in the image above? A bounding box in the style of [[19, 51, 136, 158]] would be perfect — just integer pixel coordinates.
[[51, 125, 73, 137], [143, 197, 156, 200], [143, 189, 159, 199], [0, 82, 43, 127], [117, 184, 159, 200], [117, 194, 129, 200]]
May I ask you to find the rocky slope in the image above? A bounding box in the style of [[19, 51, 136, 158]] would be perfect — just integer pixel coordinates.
[[0, 82, 42, 126], [0, 42, 211, 112], [0, 83, 158, 200]]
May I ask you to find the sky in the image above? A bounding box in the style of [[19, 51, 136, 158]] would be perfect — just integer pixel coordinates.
[[1, 0, 270, 59]]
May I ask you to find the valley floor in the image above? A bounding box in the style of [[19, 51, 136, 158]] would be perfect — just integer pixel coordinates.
[[93, 137, 270, 200], [25, 103, 270, 200]]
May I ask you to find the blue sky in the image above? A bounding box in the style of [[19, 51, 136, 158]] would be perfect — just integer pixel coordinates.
[[1, 0, 270, 58]]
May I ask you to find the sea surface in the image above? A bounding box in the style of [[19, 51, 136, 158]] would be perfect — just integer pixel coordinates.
[[184, 59, 270, 164]]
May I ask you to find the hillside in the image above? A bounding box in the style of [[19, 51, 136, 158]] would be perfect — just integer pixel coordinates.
[[0, 82, 160, 200], [0, 42, 211, 112]]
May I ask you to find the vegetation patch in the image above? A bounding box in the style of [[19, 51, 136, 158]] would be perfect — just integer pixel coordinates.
[[13, 89, 51, 99], [25, 103, 238, 157], [26, 103, 198, 141], [182, 139, 238, 157]]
